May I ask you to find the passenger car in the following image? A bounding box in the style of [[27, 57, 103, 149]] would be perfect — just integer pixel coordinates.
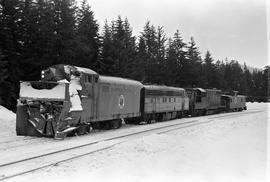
[[140, 85, 189, 123]]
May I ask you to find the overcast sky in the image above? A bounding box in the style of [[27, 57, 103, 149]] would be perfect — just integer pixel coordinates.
[[87, 0, 268, 68]]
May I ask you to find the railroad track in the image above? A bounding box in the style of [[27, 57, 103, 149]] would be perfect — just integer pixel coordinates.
[[0, 118, 214, 181], [208, 110, 264, 120], [0, 109, 263, 181]]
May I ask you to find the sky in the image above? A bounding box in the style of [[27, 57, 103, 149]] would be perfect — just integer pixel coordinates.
[[86, 0, 269, 68]]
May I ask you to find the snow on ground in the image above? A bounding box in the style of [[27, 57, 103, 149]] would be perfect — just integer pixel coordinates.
[[2, 102, 267, 182], [0, 105, 15, 135]]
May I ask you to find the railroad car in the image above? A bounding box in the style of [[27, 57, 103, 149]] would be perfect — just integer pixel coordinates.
[[140, 85, 189, 123], [221, 92, 247, 112], [16, 64, 143, 139], [186, 88, 224, 116]]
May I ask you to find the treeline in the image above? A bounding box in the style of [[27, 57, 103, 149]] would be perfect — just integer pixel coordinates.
[[0, 0, 269, 111]]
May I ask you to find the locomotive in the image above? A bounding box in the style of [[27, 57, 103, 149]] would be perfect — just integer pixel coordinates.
[[16, 65, 247, 139]]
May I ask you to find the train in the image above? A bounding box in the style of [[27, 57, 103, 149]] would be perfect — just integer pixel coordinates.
[[16, 64, 247, 139]]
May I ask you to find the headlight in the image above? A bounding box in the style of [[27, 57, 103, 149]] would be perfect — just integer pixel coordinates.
[[41, 70, 45, 79]]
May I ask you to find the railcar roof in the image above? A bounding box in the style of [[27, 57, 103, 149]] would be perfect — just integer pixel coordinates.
[[222, 94, 246, 98], [205, 88, 222, 92], [236, 95, 246, 97], [99, 76, 143, 87], [222, 94, 232, 98], [144, 85, 185, 92], [195, 88, 206, 92], [73, 66, 97, 75]]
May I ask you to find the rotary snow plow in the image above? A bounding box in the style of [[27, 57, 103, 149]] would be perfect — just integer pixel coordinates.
[[16, 65, 86, 139]]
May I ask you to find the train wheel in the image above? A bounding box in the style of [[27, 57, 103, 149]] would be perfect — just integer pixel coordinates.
[[103, 121, 112, 130], [157, 114, 163, 122], [117, 119, 123, 128], [110, 119, 122, 129], [203, 110, 207, 116], [75, 124, 90, 135], [125, 118, 131, 124]]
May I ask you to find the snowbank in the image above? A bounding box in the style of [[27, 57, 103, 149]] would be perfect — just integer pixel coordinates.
[[0, 105, 16, 134]]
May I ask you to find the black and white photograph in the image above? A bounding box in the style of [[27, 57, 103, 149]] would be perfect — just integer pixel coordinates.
[[0, 0, 269, 181]]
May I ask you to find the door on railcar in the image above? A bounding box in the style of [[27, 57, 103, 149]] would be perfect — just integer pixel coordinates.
[[195, 89, 207, 109], [221, 95, 230, 111], [149, 96, 157, 113], [80, 74, 97, 123]]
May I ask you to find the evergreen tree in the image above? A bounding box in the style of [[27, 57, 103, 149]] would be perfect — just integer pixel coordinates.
[[165, 30, 186, 86], [76, 0, 99, 68], [19, 0, 46, 80], [240, 63, 251, 95], [0, 0, 22, 111], [111, 16, 132, 77], [139, 21, 165, 84], [153, 26, 167, 84], [203, 50, 215, 88], [223, 60, 243, 91], [263, 66, 269, 101], [99, 19, 114, 75], [122, 17, 137, 79], [99, 16, 136, 77], [186, 37, 202, 87], [214, 60, 226, 90], [51, 0, 77, 65], [135, 35, 148, 82], [39, 0, 55, 66], [252, 69, 265, 101]]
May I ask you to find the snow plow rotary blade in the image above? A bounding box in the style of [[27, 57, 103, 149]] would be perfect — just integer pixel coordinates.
[[16, 81, 81, 139], [16, 102, 80, 139]]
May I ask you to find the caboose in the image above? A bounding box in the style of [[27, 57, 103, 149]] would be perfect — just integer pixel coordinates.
[[221, 91, 247, 111], [16, 64, 143, 139]]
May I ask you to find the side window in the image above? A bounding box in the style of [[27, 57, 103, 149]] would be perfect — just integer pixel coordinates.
[[84, 74, 92, 83]]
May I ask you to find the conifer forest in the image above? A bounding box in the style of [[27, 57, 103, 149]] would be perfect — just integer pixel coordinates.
[[0, 0, 269, 112]]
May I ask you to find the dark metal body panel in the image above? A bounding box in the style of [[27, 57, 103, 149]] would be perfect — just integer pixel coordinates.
[[205, 89, 222, 110], [91, 76, 143, 122], [186, 88, 223, 113]]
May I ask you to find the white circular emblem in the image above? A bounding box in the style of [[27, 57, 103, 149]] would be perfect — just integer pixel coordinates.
[[119, 95, 125, 109]]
